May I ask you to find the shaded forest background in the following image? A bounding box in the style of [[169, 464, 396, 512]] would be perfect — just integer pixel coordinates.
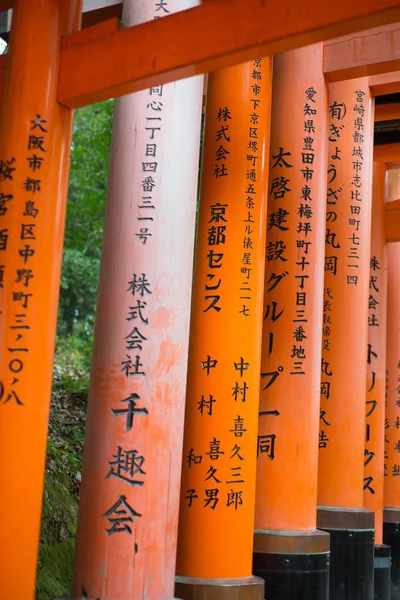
[[37, 100, 114, 599]]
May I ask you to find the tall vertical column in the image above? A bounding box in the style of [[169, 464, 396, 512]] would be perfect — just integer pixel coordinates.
[[0, 2, 81, 598], [316, 79, 375, 600], [252, 45, 329, 600], [365, 162, 390, 600], [176, 59, 272, 600], [383, 169, 400, 600], [72, 1, 203, 598]]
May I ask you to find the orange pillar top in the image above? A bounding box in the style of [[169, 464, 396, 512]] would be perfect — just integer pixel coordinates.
[[363, 162, 388, 545], [177, 58, 272, 579], [318, 78, 374, 509], [255, 43, 327, 532]]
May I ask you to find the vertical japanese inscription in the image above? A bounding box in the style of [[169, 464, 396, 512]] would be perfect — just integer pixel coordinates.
[[0, 115, 48, 407], [102, 0, 171, 537], [183, 58, 266, 514]]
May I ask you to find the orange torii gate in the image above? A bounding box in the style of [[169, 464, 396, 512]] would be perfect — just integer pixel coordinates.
[[1, 1, 400, 600]]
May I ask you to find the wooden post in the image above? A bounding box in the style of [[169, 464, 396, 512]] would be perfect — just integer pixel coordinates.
[[365, 162, 391, 600], [383, 168, 400, 600], [252, 44, 330, 600], [175, 58, 272, 600], [0, 1, 81, 598], [316, 79, 375, 600], [71, 1, 203, 598]]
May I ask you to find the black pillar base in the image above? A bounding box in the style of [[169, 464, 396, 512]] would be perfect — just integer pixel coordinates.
[[374, 544, 391, 600], [317, 506, 374, 600], [252, 529, 330, 599], [383, 508, 400, 599]]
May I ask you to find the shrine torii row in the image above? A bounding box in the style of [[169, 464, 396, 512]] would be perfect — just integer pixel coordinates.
[[3, 1, 400, 600]]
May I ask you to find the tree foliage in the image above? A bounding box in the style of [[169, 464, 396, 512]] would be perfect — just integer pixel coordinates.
[[57, 100, 114, 342]]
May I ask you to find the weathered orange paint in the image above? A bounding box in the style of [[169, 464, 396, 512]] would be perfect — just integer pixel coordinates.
[[176, 58, 272, 579], [72, 1, 203, 599], [363, 162, 388, 545], [323, 23, 400, 83], [369, 71, 400, 96], [384, 169, 400, 508], [374, 143, 400, 164], [255, 44, 327, 532], [57, 0, 400, 109], [318, 79, 374, 508], [0, 1, 81, 598], [385, 199, 400, 242]]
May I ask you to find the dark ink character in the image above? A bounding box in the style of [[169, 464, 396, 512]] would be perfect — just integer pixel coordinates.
[[127, 299, 148, 324], [20, 224, 36, 240], [120, 354, 145, 377], [264, 301, 284, 323], [217, 107, 232, 122], [234, 357, 249, 378], [268, 208, 290, 231], [205, 466, 221, 484], [200, 355, 218, 375], [28, 135, 46, 153], [304, 120, 315, 133], [0, 229, 8, 251], [136, 228, 152, 244], [185, 489, 198, 507], [370, 256, 380, 271], [23, 200, 39, 218], [127, 273, 152, 296], [363, 477, 375, 495], [364, 449, 375, 467], [320, 410, 330, 426], [27, 154, 43, 172], [125, 327, 148, 351], [103, 495, 142, 535], [187, 449, 202, 467], [325, 256, 338, 276], [271, 147, 293, 169], [325, 229, 340, 249], [226, 466, 244, 484], [269, 176, 291, 199], [230, 444, 244, 460], [231, 381, 249, 402], [112, 393, 148, 431], [206, 437, 225, 460], [0, 157, 16, 181], [30, 114, 48, 132], [204, 488, 219, 509], [106, 446, 145, 486], [0, 192, 13, 216], [303, 104, 317, 116], [319, 430, 329, 449], [23, 177, 41, 193], [198, 394, 216, 416], [226, 490, 243, 509], [329, 101, 347, 121], [230, 415, 247, 437], [266, 271, 289, 292], [261, 366, 283, 390], [257, 434, 276, 459], [18, 244, 35, 264]]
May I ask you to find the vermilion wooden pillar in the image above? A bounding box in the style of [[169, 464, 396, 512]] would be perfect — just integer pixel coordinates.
[[316, 79, 375, 600], [72, 1, 203, 598], [0, 2, 81, 598], [383, 169, 400, 600], [364, 162, 391, 600], [252, 44, 330, 600], [175, 58, 272, 600]]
